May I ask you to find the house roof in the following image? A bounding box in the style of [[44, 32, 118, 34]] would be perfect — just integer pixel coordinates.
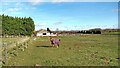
[[37, 29, 49, 33]]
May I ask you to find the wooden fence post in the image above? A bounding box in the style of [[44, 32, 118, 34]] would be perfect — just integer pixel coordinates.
[[22, 43, 24, 51], [30, 38, 32, 43], [4, 42, 8, 65], [25, 42, 27, 48], [16, 42, 18, 56]]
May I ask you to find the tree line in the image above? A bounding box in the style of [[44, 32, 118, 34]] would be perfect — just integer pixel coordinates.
[[1, 14, 35, 36], [57, 28, 101, 34], [57, 28, 119, 34]]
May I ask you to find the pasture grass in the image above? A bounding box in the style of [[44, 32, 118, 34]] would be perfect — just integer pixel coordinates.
[[2, 37, 26, 46], [6, 35, 118, 66], [2, 37, 30, 49]]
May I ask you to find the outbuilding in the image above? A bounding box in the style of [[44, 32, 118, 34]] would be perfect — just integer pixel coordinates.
[[36, 29, 57, 37]]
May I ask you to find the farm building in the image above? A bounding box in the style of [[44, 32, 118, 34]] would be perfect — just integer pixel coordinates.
[[36, 29, 57, 37]]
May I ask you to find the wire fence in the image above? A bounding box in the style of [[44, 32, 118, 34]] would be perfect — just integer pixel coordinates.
[[1, 36, 35, 65]]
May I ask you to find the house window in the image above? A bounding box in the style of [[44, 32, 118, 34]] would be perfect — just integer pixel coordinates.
[[43, 33, 46, 35]]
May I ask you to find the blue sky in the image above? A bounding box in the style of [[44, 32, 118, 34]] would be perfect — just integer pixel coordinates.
[[1, 0, 118, 31]]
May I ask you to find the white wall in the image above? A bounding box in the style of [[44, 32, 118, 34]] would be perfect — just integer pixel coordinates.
[[36, 33, 43, 36], [51, 33, 57, 36], [37, 33, 57, 36], [46, 33, 50, 36]]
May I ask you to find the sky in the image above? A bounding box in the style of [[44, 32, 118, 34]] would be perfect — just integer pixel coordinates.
[[0, 0, 119, 31]]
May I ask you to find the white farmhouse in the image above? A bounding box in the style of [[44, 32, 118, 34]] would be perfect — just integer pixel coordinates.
[[36, 29, 57, 37]]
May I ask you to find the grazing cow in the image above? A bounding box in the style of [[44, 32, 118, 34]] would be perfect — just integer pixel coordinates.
[[50, 38, 60, 48]]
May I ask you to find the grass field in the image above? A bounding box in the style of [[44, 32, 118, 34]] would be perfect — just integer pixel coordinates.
[[102, 32, 120, 35], [5, 34, 118, 66]]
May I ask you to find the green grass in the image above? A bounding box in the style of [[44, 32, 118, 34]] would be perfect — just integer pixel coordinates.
[[102, 32, 120, 35], [6, 35, 118, 66]]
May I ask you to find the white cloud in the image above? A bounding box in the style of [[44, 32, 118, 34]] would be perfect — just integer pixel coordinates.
[[28, 0, 44, 5], [73, 24, 119, 30], [35, 23, 47, 26], [40, 23, 46, 26], [25, 7, 37, 10], [53, 22, 62, 25], [15, 2, 23, 6], [52, 0, 74, 2], [7, 8, 21, 12], [28, 0, 75, 5], [7, 0, 116, 5]]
